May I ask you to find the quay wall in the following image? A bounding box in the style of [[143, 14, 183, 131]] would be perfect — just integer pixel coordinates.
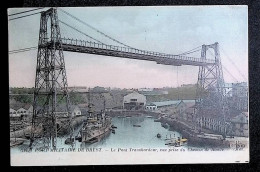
[[160, 117, 230, 148], [10, 115, 88, 139], [10, 126, 31, 138], [106, 110, 161, 118]]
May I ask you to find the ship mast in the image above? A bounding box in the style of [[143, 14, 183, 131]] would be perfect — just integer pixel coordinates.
[[87, 88, 94, 117], [103, 94, 106, 112]]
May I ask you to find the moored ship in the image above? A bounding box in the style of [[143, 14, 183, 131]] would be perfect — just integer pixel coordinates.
[[80, 111, 112, 143], [80, 90, 112, 143]]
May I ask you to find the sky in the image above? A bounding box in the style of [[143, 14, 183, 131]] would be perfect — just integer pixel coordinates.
[[8, 6, 248, 89]]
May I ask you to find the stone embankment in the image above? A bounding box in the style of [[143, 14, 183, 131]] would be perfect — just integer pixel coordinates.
[[159, 116, 230, 148], [106, 110, 161, 118], [10, 115, 88, 139]]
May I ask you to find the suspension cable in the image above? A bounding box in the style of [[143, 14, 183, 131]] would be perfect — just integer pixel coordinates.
[[58, 8, 134, 48], [59, 20, 105, 44], [177, 46, 201, 56], [9, 46, 38, 54], [178, 49, 201, 56], [8, 8, 45, 16], [9, 11, 42, 21], [222, 65, 239, 83], [220, 47, 247, 81], [207, 48, 239, 83]]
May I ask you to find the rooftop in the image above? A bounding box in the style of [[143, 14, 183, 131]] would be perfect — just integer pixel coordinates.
[[148, 99, 195, 107], [10, 103, 32, 111]]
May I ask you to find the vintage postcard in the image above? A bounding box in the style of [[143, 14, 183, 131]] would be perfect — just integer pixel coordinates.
[[9, 6, 248, 165]]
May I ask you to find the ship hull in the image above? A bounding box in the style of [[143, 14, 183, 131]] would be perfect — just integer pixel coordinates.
[[82, 125, 111, 143], [81, 117, 112, 143]]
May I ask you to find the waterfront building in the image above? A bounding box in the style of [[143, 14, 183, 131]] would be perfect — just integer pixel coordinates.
[[123, 92, 146, 110], [145, 100, 180, 111], [10, 107, 21, 121], [230, 82, 248, 111], [145, 103, 157, 110], [55, 105, 82, 118], [195, 109, 227, 134], [230, 112, 248, 137], [195, 82, 248, 135], [23, 104, 33, 116], [184, 107, 195, 122], [71, 105, 82, 117], [10, 103, 33, 121], [182, 102, 196, 122], [145, 100, 195, 111]]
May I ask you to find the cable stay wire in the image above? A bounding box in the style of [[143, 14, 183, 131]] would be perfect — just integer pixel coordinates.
[[58, 9, 207, 57], [59, 20, 105, 44], [9, 46, 38, 52], [222, 65, 239, 83], [177, 49, 201, 56], [8, 8, 45, 16], [207, 48, 239, 83], [9, 49, 37, 54], [9, 46, 38, 54], [177, 46, 201, 56], [220, 47, 247, 81], [9, 11, 42, 21], [58, 8, 134, 48]]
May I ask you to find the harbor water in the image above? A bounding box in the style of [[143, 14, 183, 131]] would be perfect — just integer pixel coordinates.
[[11, 115, 183, 154]]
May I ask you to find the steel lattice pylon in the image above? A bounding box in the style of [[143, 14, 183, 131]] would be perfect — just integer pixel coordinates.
[[195, 42, 230, 135], [30, 8, 72, 148]]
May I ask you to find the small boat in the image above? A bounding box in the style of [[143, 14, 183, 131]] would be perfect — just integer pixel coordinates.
[[180, 138, 188, 143], [10, 140, 24, 147], [145, 116, 153, 118], [24, 134, 41, 139], [157, 133, 161, 138], [154, 118, 161, 122], [133, 124, 141, 127], [117, 116, 125, 118], [165, 138, 187, 147], [112, 129, 115, 134], [75, 136, 82, 142], [24, 134, 30, 139], [65, 137, 74, 144], [162, 123, 170, 129], [165, 138, 177, 146], [86, 137, 98, 143], [126, 115, 132, 118], [78, 137, 82, 142], [165, 142, 176, 146], [111, 125, 117, 129]]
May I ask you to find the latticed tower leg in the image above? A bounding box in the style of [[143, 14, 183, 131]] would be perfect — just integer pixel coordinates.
[[196, 42, 229, 134], [30, 8, 72, 148]]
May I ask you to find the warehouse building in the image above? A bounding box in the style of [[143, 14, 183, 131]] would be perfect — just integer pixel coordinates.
[[123, 92, 146, 110]]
